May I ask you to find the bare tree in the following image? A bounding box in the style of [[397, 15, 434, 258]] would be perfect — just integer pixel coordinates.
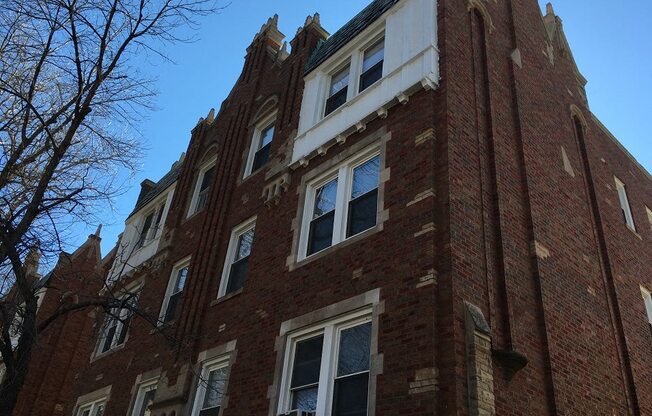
[[0, 0, 221, 412]]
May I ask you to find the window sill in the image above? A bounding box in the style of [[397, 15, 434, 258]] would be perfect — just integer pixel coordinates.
[[151, 320, 175, 334], [626, 225, 642, 240], [292, 223, 383, 271], [90, 343, 126, 363], [211, 288, 244, 307]]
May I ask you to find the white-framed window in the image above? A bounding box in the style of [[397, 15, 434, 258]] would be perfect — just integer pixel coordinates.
[[641, 287, 652, 335], [131, 379, 158, 416], [323, 34, 385, 118], [159, 257, 190, 324], [646, 206, 652, 232], [615, 177, 636, 231], [136, 202, 166, 248], [218, 218, 256, 298], [188, 158, 217, 217], [95, 295, 138, 356], [277, 310, 373, 415], [299, 150, 381, 259], [76, 398, 107, 416], [191, 357, 230, 416], [9, 303, 24, 349], [245, 113, 277, 177]]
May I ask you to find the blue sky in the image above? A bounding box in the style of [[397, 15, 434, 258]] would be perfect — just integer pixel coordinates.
[[77, 0, 652, 254]]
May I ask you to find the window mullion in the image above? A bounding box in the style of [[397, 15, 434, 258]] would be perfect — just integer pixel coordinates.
[[348, 54, 361, 100], [332, 167, 348, 245], [316, 325, 336, 415]]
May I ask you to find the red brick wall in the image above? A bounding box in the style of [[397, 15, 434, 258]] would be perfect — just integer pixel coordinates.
[[14, 1, 652, 415]]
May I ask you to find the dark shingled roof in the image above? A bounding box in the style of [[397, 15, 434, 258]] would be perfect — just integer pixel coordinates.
[[128, 163, 182, 219], [305, 0, 400, 75]]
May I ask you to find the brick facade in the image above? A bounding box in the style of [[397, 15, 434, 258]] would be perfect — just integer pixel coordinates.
[[11, 1, 652, 415]]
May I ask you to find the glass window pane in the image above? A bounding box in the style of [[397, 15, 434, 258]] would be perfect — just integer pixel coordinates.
[[252, 143, 271, 172], [94, 404, 105, 416], [346, 190, 378, 238], [332, 373, 369, 416], [200, 166, 215, 192], [291, 335, 324, 388], [362, 41, 384, 73], [198, 408, 220, 416], [313, 179, 338, 218], [202, 367, 227, 409], [174, 267, 188, 293], [260, 124, 275, 148], [308, 212, 335, 255], [337, 323, 372, 377], [291, 386, 319, 412], [236, 228, 255, 260], [81, 409, 91, 416], [330, 66, 350, 97], [138, 389, 156, 416], [226, 257, 248, 294], [164, 292, 181, 323], [351, 156, 380, 200]]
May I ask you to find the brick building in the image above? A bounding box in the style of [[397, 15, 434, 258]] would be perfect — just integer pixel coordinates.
[[8, 0, 652, 415]]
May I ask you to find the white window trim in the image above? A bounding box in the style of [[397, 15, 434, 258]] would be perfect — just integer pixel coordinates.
[[130, 378, 158, 416], [244, 112, 277, 178], [320, 31, 386, 119], [277, 308, 373, 415], [188, 156, 217, 217], [158, 256, 191, 325], [614, 177, 636, 231], [646, 206, 652, 232], [298, 148, 381, 261], [75, 397, 108, 416], [218, 217, 256, 298], [190, 355, 231, 416], [137, 200, 167, 249], [94, 285, 141, 357], [641, 286, 652, 326]]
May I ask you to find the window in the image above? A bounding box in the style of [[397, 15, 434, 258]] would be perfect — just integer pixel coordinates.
[[301, 152, 380, 259], [9, 304, 24, 349], [219, 218, 255, 297], [325, 65, 350, 116], [137, 203, 166, 248], [642, 287, 652, 337], [191, 358, 230, 416], [323, 36, 385, 118], [132, 379, 157, 416], [646, 206, 652, 232], [160, 258, 190, 324], [76, 399, 107, 416], [279, 314, 373, 416], [96, 295, 138, 355], [245, 114, 277, 176], [189, 160, 216, 216], [359, 39, 384, 92], [615, 177, 636, 231]]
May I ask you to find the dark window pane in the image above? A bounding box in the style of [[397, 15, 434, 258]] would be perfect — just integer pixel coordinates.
[[164, 292, 181, 323], [291, 386, 319, 412], [260, 124, 275, 147], [200, 166, 215, 192], [308, 212, 335, 255], [137, 213, 154, 247], [101, 325, 116, 353], [330, 67, 350, 96], [252, 142, 271, 172], [174, 267, 188, 293], [313, 180, 338, 218], [203, 367, 227, 409], [346, 189, 378, 237], [117, 313, 132, 345], [332, 373, 369, 416], [325, 87, 348, 116], [291, 335, 324, 388], [236, 229, 255, 260], [153, 205, 165, 231], [137, 389, 156, 416], [359, 61, 383, 92], [198, 407, 220, 416], [351, 157, 380, 199], [226, 257, 248, 294], [337, 323, 372, 377]]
